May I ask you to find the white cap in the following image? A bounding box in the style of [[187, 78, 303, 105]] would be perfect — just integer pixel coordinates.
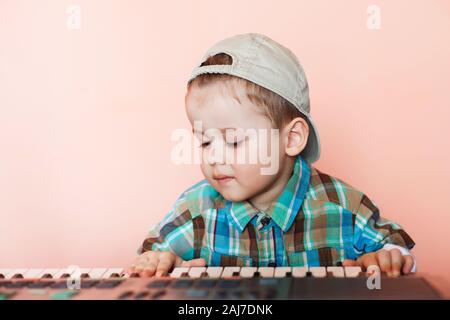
[[187, 33, 320, 163]]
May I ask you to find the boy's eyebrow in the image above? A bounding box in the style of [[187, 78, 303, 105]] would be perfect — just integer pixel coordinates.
[[192, 127, 238, 134]]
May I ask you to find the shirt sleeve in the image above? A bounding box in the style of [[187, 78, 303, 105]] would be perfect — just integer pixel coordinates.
[[136, 191, 197, 261], [352, 194, 415, 257]]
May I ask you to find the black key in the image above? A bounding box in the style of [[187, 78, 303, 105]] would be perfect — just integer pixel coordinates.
[[306, 271, 312, 277], [147, 280, 170, 289], [171, 279, 193, 288], [195, 279, 217, 288], [253, 271, 261, 278], [41, 274, 53, 279], [285, 272, 292, 277], [268, 262, 277, 267], [118, 291, 133, 300], [96, 280, 122, 289], [232, 271, 240, 277]]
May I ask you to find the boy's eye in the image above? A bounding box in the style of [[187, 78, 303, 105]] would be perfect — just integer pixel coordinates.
[[227, 140, 244, 148]]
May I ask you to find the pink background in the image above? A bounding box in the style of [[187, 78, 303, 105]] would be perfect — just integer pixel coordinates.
[[1, 0, 449, 288]]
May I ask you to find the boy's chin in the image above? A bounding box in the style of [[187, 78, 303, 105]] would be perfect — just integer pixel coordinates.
[[218, 188, 249, 203]]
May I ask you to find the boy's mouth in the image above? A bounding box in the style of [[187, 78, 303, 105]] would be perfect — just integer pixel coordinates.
[[213, 174, 234, 184]]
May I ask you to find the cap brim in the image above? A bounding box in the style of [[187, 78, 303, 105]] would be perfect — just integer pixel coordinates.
[[301, 116, 321, 164]]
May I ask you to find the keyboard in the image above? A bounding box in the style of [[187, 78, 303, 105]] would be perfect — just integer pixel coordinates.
[[0, 267, 442, 300]]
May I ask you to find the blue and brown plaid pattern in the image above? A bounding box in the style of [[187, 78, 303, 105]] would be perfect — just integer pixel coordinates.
[[138, 156, 415, 267]]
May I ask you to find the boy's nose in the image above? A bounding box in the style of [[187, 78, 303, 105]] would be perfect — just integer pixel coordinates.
[[205, 141, 226, 165]]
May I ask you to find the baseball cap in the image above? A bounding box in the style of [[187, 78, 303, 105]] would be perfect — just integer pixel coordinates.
[[187, 33, 321, 163]]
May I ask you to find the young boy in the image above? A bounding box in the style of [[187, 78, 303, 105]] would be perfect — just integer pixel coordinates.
[[131, 33, 416, 278]]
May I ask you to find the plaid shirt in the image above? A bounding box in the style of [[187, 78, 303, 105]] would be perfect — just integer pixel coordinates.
[[138, 156, 415, 267]]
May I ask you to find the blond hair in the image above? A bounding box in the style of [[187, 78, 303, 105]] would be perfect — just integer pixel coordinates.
[[186, 53, 307, 129]]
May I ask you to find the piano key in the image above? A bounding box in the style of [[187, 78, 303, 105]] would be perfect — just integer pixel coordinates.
[[188, 267, 207, 278], [257, 267, 274, 278], [292, 267, 308, 278], [240, 267, 257, 278], [5, 268, 28, 279], [205, 267, 223, 278], [309, 267, 327, 278], [344, 266, 363, 278], [327, 266, 345, 278], [79, 268, 92, 278], [274, 267, 292, 278], [170, 267, 190, 278], [221, 267, 241, 278], [0, 269, 12, 278], [23, 269, 45, 279], [87, 268, 108, 279], [39, 268, 60, 278], [102, 268, 125, 279], [53, 268, 75, 279]]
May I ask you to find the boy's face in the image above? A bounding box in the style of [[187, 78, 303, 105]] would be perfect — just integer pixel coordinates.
[[185, 81, 286, 203]]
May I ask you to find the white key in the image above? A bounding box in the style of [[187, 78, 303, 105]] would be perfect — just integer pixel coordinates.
[[221, 267, 241, 278], [39, 268, 61, 278], [23, 269, 45, 279], [309, 267, 327, 278], [0, 269, 12, 278], [344, 266, 362, 278], [327, 266, 345, 278], [88, 268, 108, 279], [102, 268, 125, 279], [170, 267, 190, 278], [6, 268, 28, 279], [274, 267, 292, 278], [240, 267, 257, 278], [257, 267, 274, 278], [292, 267, 308, 278], [205, 267, 223, 278], [188, 267, 207, 278], [54, 268, 74, 279]]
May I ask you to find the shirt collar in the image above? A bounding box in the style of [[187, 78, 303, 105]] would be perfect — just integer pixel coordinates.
[[227, 155, 311, 232]]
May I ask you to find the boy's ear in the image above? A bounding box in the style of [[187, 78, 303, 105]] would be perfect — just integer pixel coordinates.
[[284, 117, 309, 157]]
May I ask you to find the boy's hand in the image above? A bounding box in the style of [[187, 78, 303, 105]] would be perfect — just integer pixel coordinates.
[[342, 248, 414, 277], [128, 251, 206, 277]]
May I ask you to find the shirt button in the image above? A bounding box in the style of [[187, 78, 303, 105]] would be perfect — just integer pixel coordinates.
[[261, 217, 271, 226]]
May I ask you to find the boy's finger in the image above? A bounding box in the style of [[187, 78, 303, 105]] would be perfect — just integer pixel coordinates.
[[360, 253, 378, 273], [389, 249, 403, 277], [376, 249, 391, 274], [180, 258, 207, 267], [402, 255, 414, 274], [155, 252, 176, 277], [342, 259, 360, 267]]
